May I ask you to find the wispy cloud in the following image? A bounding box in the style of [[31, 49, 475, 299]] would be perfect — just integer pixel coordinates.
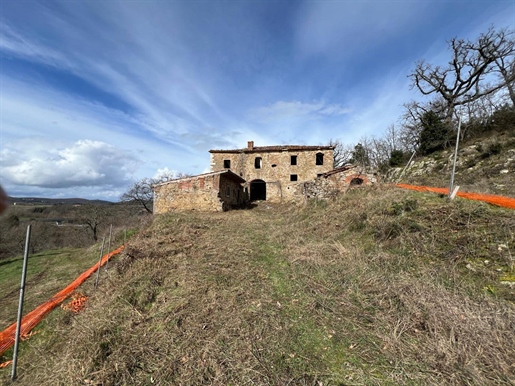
[[252, 100, 351, 121], [294, 1, 433, 59]]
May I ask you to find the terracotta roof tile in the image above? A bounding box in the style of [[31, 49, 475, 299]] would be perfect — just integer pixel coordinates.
[[209, 145, 334, 153], [153, 169, 245, 187]]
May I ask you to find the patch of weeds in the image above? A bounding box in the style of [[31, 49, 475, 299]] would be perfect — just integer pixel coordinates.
[[122, 274, 162, 312], [480, 142, 502, 159], [464, 157, 477, 168], [374, 221, 404, 241], [389, 198, 418, 215], [433, 162, 445, 172], [348, 212, 368, 232], [306, 198, 328, 209]]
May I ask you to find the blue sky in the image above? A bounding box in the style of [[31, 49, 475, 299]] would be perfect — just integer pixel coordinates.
[[0, 0, 513, 200]]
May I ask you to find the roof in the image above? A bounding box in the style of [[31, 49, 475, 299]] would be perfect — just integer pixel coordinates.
[[153, 169, 245, 188], [209, 145, 335, 154], [322, 165, 357, 177]]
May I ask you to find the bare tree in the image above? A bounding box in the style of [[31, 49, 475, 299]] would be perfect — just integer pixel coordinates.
[[121, 178, 155, 214], [121, 171, 189, 213], [329, 139, 354, 168], [489, 28, 515, 106], [410, 27, 515, 124], [78, 205, 108, 241]]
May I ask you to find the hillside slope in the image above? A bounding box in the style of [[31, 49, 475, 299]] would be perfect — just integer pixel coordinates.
[[2, 186, 514, 385], [392, 130, 515, 194]]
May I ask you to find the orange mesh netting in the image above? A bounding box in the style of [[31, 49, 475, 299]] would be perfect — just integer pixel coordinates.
[[61, 292, 88, 314], [396, 184, 515, 209], [0, 245, 124, 358]]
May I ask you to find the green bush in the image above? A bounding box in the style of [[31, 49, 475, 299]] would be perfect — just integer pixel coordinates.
[[389, 150, 406, 167]]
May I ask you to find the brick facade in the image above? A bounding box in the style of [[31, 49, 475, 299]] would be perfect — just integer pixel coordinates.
[[209, 141, 334, 202], [153, 170, 245, 213]]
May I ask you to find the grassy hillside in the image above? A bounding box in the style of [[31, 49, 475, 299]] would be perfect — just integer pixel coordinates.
[[393, 129, 515, 194], [1, 186, 514, 385]]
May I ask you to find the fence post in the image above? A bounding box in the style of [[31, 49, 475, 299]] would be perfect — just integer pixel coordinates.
[[449, 115, 462, 199], [11, 225, 31, 381], [94, 237, 106, 289], [105, 224, 112, 271]]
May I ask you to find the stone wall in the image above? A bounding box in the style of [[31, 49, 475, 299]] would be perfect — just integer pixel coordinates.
[[298, 167, 378, 201], [153, 173, 245, 213], [210, 147, 334, 202]]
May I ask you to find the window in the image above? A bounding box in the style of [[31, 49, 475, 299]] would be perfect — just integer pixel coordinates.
[[290, 174, 298, 182], [316, 152, 324, 165], [223, 159, 231, 168], [226, 186, 231, 197], [255, 157, 262, 169], [317, 173, 324, 178], [290, 155, 297, 166]]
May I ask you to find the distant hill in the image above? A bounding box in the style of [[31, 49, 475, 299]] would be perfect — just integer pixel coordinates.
[[7, 196, 114, 206]]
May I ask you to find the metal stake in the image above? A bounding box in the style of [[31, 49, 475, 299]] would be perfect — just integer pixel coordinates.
[[11, 225, 31, 381], [105, 224, 112, 271], [94, 237, 106, 289], [449, 115, 462, 199], [396, 149, 417, 183]]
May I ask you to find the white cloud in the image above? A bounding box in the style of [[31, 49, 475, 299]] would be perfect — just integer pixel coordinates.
[[1, 139, 138, 188]]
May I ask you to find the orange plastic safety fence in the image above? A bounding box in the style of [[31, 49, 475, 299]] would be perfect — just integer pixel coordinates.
[[61, 292, 88, 314], [0, 360, 12, 368], [0, 245, 124, 358], [396, 184, 515, 209]]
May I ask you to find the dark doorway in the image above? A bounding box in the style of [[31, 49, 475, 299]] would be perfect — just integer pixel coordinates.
[[350, 177, 364, 186], [250, 179, 266, 201]]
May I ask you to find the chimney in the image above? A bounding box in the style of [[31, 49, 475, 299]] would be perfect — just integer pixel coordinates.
[[247, 141, 254, 150]]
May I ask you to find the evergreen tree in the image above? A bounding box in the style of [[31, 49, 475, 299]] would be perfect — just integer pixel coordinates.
[[418, 111, 452, 155]]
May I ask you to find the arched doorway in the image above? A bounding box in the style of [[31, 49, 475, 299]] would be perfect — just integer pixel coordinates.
[[250, 179, 266, 201], [350, 177, 364, 186]]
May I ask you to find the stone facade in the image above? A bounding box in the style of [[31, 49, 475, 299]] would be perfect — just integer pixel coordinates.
[[153, 170, 246, 213], [209, 141, 334, 202], [299, 166, 379, 200]]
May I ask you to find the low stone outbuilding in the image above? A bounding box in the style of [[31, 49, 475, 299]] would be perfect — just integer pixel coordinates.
[[153, 170, 246, 213], [299, 165, 378, 200]]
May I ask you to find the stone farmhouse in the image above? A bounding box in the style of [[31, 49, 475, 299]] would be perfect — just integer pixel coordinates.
[[153, 141, 377, 213], [209, 141, 335, 202]]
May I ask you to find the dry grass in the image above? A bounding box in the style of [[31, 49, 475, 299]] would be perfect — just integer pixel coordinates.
[[1, 186, 514, 385]]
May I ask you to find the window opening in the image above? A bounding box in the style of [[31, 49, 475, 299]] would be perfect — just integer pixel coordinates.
[[223, 159, 231, 168], [316, 152, 324, 165], [290, 174, 298, 182], [290, 155, 297, 166], [255, 157, 262, 169]]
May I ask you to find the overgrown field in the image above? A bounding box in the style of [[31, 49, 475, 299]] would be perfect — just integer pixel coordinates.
[[1, 186, 514, 385], [0, 248, 100, 329]]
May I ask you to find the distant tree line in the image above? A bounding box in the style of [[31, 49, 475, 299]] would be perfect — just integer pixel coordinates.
[[331, 26, 515, 172], [0, 203, 148, 260]]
